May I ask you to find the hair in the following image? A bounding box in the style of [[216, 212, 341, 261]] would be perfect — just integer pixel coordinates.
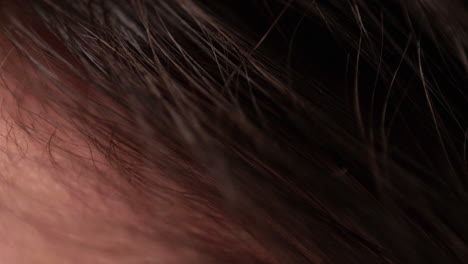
[[0, 0, 467, 263]]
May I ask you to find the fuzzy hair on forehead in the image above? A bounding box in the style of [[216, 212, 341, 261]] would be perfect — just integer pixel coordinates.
[[0, 0, 467, 263]]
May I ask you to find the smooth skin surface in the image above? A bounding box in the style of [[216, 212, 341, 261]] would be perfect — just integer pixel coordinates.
[[0, 37, 194, 264], [0, 38, 266, 264]]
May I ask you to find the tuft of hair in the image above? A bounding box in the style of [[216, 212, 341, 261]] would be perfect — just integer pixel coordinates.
[[1, 0, 467, 263]]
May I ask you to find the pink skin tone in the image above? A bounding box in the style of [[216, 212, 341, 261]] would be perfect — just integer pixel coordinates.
[[0, 32, 272, 264], [0, 34, 201, 264]]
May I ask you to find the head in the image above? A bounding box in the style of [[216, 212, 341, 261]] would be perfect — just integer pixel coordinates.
[[0, 0, 467, 263]]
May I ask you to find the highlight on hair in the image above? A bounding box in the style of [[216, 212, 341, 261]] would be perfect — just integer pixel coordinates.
[[0, 0, 467, 263]]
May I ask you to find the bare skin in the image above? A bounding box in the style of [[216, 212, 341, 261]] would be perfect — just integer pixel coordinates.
[[0, 33, 272, 264], [0, 35, 203, 264]]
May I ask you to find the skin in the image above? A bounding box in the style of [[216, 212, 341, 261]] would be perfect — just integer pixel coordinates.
[[0, 34, 195, 264], [0, 31, 271, 264]]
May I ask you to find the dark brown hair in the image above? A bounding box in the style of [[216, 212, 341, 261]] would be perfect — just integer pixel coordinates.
[[1, 0, 467, 263]]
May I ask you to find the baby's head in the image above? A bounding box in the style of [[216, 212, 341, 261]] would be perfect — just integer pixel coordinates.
[[0, 1, 466, 263]]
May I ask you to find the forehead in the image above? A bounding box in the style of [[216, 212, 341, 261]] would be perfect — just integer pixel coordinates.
[[0, 34, 253, 264], [0, 29, 173, 263]]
